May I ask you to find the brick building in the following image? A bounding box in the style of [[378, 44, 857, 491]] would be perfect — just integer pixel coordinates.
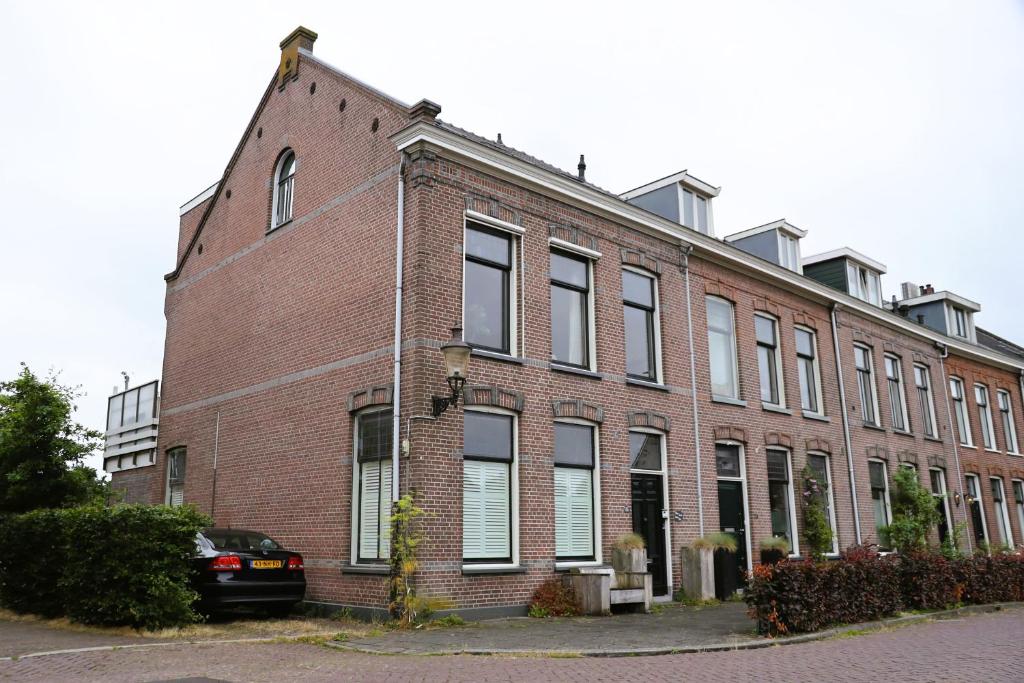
[[112, 27, 1024, 617]]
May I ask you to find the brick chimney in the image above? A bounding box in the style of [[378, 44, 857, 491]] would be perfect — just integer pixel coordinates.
[[279, 26, 318, 90]]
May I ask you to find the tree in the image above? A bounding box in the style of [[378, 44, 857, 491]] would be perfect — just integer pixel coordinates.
[[885, 466, 942, 553], [0, 364, 106, 513]]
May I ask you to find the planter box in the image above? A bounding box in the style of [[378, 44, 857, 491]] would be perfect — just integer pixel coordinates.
[[713, 548, 738, 601], [565, 567, 612, 616], [611, 547, 647, 574], [760, 548, 786, 566], [679, 546, 715, 601]]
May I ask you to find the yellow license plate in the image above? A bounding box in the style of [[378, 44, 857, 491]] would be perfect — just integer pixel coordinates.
[[251, 560, 282, 569]]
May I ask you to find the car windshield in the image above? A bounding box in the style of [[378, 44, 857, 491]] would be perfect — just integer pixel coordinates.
[[203, 530, 281, 551]]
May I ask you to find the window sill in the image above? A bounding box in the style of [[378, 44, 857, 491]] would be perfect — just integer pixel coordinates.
[[550, 363, 602, 380], [267, 219, 292, 234], [554, 560, 605, 571], [626, 377, 669, 392], [862, 422, 886, 432], [959, 444, 977, 450], [1007, 452, 1023, 457], [461, 564, 527, 575], [892, 429, 916, 439], [802, 411, 830, 423], [762, 403, 792, 415], [342, 564, 389, 575], [984, 448, 1002, 454], [711, 394, 747, 408], [923, 436, 944, 444], [471, 349, 523, 365]]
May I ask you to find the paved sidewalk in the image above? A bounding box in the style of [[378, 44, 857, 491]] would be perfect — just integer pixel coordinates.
[[338, 601, 758, 655], [0, 620, 170, 659]]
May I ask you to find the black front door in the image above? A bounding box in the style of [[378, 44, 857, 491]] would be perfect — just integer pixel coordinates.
[[631, 473, 667, 596], [717, 480, 748, 588]]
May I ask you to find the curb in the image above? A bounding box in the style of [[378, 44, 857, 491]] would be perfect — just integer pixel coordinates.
[[327, 602, 1022, 658]]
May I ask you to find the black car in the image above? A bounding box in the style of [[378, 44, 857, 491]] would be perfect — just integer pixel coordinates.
[[193, 528, 306, 616]]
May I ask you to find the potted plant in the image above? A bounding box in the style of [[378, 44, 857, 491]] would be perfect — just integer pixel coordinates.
[[759, 536, 790, 566], [680, 539, 716, 601], [611, 533, 647, 574], [694, 532, 738, 600]]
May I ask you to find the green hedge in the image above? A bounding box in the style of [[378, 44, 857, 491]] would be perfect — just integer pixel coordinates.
[[746, 548, 1024, 636], [0, 504, 210, 630]]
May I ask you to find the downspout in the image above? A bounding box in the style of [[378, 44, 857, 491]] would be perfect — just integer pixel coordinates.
[[391, 157, 407, 503], [937, 342, 972, 554], [210, 410, 220, 523], [830, 303, 863, 544], [680, 244, 705, 536]]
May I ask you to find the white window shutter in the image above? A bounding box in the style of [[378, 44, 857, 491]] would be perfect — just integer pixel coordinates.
[[464, 460, 510, 560], [359, 460, 392, 560], [169, 483, 184, 507], [554, 468, 593, 558]]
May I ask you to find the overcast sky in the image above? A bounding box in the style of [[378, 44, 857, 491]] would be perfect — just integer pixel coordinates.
[[2, 1, 1022, 476]]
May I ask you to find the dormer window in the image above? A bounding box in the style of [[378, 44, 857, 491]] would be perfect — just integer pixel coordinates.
[[621, 170, 720, 237], [681, 189, 709, 233], [847, 262, 881, 306], [724, 220, 805, 273], [778, 233, 801, 273], [272, 150, 296, 229], [953, 307, 968, 338]]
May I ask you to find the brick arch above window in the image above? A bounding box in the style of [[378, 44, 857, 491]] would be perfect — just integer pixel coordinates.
[[347, 384, 393, 413], [620, 248, 662, 275], [805, 438, 832, 454], [628, 410, 670, 432], [867, 445, 890, 461], [897, 450, 918, 466], [765, 431, 793, 449], [963, 464, 980, 475], [551, 399, 604, 423], [464, 195, 523, 229], [927, 455, 948, 469], [704, 280, 736, 302], [987, 465, 1005, 477], [1009, 468, 1024, 480], [753, 298, 781, 318], [463, 385, 525, 413], [713, 426, 746, 443], [549, 223, 598, 254], [792, 312, 819, 331]]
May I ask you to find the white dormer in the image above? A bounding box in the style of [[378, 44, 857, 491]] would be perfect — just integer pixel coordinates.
[[724, 219, 807, 274], [621, 170, 721, 237], [802, 247, 887, 307]]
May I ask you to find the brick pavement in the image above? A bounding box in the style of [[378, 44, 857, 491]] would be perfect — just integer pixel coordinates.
[[2, 609, 1022, 682]]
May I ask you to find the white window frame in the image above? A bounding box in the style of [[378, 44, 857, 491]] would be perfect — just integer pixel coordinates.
[[806, 451, 840, 555], [461, 405, 519, 570], [706, 296, 739, 400], [975, 383, 996, 451], [867, 459, 893, 549], [549, 245, 598, 372], [990, 477, 1014, 549], [755, 313, 786, 409], [630, 427, 674, 589], [946, 304, 975, 342], [350, 407, 393, 565], [884, 354, 910, 433], [794, 326, 824, 416], [965, 473, 989, 547], [621, 265, 663, 384], [553, 418, 603, 569], [930, 468, 953, 545], [679, 187, 713, 235], [462, 217, 523, 358], [950, 377, 973, 447], [270, 149, 296, 230], [997, 390, 1019, 455], [714, 440, 754, 571], [847, 261, 882, 306], [913, 364, 938, 439], [854, 344, 881, 426], [777, 232, 802, 273], [1012, 479, 1024, 547], [766, 448, 800, 557], [165, 447, 186, 507]]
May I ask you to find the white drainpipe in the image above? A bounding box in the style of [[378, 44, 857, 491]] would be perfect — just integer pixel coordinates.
[[680, 244, 704, 536], [938, 342, 972, 554], [830, 303, 863, 544], [390, 158, 406, 502]]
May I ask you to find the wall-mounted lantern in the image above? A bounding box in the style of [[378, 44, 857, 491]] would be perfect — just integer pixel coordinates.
[[432, 326, 471, 418]]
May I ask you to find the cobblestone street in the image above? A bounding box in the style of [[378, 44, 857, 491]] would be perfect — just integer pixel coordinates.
[[2, 609, 1022, 682]]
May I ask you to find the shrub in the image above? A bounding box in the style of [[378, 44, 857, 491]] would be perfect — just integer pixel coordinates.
[[612, 533, 645, 551], [801, 466, 833, 560], [693, 531, 738, 552], [899, 552, 958, 610], [886, 467, 942, 552], [528, 578, 581, 617], [0, 503, 209, 630]]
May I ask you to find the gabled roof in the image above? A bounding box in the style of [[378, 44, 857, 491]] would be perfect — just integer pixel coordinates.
[[977, 327, 1024, 363], [724, 219, 806, 243], [801, 247, 887, 274], [179, 182, 218, 216]]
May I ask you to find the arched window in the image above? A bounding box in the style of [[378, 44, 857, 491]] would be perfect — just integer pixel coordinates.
[[272, 150, 296, 228]]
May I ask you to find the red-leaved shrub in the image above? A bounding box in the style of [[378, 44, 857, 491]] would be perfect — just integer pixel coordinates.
[[528, 578, 581, 617]]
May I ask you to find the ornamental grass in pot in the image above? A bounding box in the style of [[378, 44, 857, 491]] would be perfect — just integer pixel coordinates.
[[611, 533, 647, 574], [759, 536, 790, 566]]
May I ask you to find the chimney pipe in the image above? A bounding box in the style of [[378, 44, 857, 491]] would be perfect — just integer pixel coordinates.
[[577, 154, 586, 181]]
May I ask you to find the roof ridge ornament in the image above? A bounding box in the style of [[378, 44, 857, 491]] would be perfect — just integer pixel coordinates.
[[279, 26, 318, 90]]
